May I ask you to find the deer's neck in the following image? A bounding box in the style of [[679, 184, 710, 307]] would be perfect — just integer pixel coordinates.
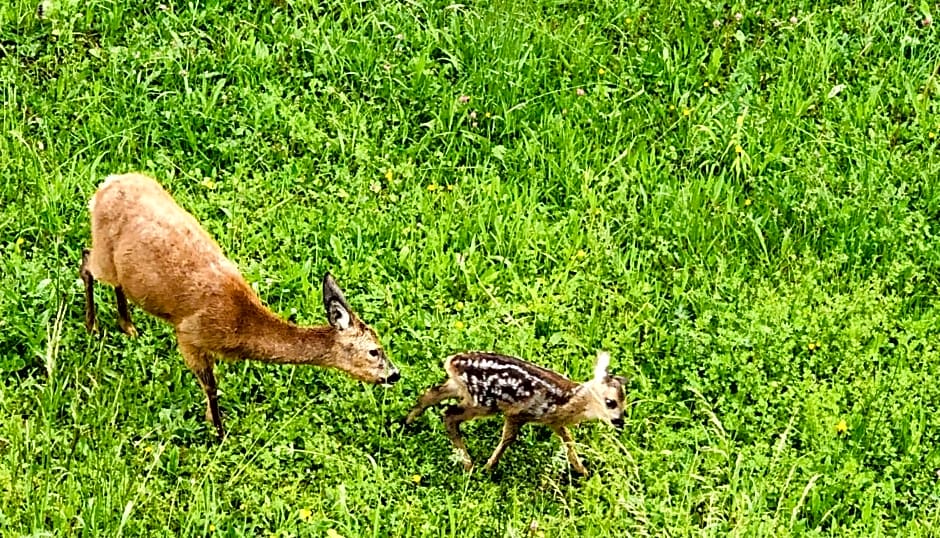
[[233, 301, 340, 367]]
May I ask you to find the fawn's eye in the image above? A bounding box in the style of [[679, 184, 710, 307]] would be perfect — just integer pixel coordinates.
[[605, 398, 617, 409], [369, 349, 380, 357]]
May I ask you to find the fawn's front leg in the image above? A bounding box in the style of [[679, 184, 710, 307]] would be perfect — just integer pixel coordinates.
[[405, 379, 460, 424], [552, 425, 588, 475], [443, 405, 489, 471]]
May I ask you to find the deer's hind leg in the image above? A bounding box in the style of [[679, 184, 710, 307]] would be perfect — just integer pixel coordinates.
[[80, 249, 97, 333], [114, 286, 137, 337]]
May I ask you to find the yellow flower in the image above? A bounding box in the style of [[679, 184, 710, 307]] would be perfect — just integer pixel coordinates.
[[682, 107, 691, 117], [454, 320, 465, 330], [704, 81, 710, 87], [411, 474, 422, 484], [427, 184, 438, 192], [484, 112, 491, 119], [455, 301, 464, 311], [835, 419, 848, 434], [298, 508, 312, 521], [385, 169, 393, 181], [598, 68, 606, 75], [446, 184, 455, 191], [209, 524, 216, 532], [735, 144, 744, 154], [201, 178, 216, 190], [669, 104, 676, 111], [625, 17, 633, 24], [744, 198, 752, 206], [930, 132, 937, 140], [575, 249, 586, 259]]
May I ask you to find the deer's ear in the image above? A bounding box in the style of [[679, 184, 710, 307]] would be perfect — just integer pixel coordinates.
[[323, 272, 352, 330], [593, 351, 611, 380], [326, 301, 351, 330]]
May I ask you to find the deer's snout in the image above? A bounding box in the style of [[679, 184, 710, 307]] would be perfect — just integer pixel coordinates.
[[382, 368, 401, 385]]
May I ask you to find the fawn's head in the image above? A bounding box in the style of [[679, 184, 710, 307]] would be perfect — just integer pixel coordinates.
[[577, 351, 628, 427], [322, 273, 399, 385]]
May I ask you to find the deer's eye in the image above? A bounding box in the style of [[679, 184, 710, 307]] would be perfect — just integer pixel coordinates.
[[369, 349, 381, 357], [605, 398, 617, 409]]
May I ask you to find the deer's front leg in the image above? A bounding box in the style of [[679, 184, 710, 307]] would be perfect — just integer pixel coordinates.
[[179, 340, 225, 440]]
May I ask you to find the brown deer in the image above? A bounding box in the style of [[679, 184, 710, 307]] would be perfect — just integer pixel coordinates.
[[405, 350, 626, 475], [81, 172, 399, 439]]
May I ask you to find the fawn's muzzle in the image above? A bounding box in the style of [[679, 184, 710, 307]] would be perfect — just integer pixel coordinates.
[[611, 417, 624, 429]]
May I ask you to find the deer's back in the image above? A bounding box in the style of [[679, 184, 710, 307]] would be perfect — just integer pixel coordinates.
[[88, 173, 250, 325]]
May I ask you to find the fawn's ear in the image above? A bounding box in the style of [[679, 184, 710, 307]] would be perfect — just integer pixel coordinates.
[[593, 351, 611, 380], [323, 272, 352, 330]]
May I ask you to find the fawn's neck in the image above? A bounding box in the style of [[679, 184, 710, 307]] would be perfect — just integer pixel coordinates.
[[544, 383, 596, 425]]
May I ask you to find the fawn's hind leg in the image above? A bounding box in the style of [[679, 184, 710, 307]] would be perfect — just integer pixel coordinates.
[[115, 286, 138, 337], [80, 249, 97, 333], [484, 418, 522, 472]]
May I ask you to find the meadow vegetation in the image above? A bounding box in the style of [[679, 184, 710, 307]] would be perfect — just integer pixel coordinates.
[[1, 0, 939, 535]]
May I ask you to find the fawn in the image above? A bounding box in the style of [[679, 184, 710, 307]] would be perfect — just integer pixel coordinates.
[[81, 172, 399, 439], [406, 350, 626, 474]]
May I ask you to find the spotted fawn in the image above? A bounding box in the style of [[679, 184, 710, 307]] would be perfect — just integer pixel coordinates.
[[406, 350, 626, 474]]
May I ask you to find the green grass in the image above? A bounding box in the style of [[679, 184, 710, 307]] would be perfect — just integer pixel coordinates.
[[2, 0, 940, 535]]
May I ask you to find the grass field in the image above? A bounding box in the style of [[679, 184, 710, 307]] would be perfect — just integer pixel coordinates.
[[2, 0, 940, 535]]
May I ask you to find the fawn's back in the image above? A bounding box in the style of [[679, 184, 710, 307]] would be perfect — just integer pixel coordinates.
[[447, 352, 579, 417]]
